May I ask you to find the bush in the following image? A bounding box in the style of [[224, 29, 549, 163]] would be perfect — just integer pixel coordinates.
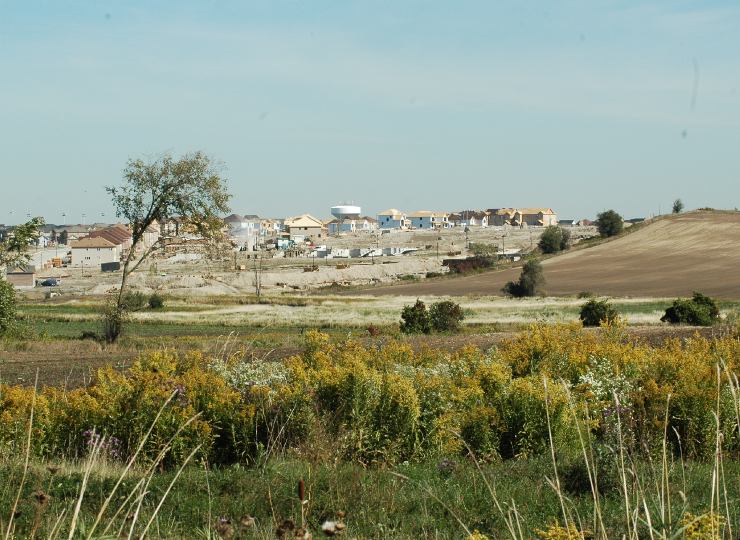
[[0, 280, 17, 336], [148, 292, 165, 309], [100, 301, 128, 343], [538, 226, 562, 254], [122, 291, 147, 311], [597, 210, 623, 238], [579, 299, 619, 327], [468, 243, 497, 257], [400, 299, 431, 334], [661, 291, 719, 326], [429, 300, 464, 332], [502, 259, 546, 298], [577, 291, 595, 299], [672, 198, 684, 214], [445, 256, 496, 274], [559, 227, 571, 251]]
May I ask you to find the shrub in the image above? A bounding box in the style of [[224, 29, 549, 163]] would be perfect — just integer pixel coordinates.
[[468, 243, 497, 257], [0, 280, 17, 336], [502, 259, 546, 298], [445, 256, 496, 274], [400, 299, 431, 334], [122, 290, 147, 311], [661, 291, 719, 326], [148, 292, 165, 309], [579, 299, 619, 327], [672, 198, 684, 214], [425, 271, 443, 278], [597, 210, 623, 238], [538, 226, 563, 254], [429, 300, 464, 332], [559, 227, 571, 250], [100, 301, 128, 343], [367, 324, 381, 336], [577, 291, 595, 299]]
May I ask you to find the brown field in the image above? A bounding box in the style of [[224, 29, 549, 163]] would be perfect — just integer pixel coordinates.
[[348, 211, 740, 299]]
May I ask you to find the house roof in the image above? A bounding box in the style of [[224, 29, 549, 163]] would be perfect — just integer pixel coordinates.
[[71, 237, 117, 248], [224, 214, 246, 223], [360, 216, 378, 223], [378, 209, 405, 217], [494, 208, 518, 216], [518, 208, 555, 215], [407, 211, 436, 218], [285, 214, 323, 228]]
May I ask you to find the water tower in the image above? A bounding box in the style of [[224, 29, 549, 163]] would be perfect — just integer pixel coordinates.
[[331, 204, 361, 236]]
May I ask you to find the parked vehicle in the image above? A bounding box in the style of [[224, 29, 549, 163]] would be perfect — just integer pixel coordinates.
[[40, 278, 61, 286]]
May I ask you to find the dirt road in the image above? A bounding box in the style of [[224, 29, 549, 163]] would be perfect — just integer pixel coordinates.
[[345, 212, 740, 299]]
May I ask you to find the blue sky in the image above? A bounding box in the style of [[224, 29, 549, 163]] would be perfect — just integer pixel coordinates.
[[1, 1, 738, 224]]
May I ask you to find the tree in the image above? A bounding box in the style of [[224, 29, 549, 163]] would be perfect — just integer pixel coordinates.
[[400, 299, 431, 334], [0, 217, 45, 276], [0, 280, 16, 336], [661, 291, 719, 326], [559, 227, 571, 251], [106, 151, 231, 341], [579, 299, 619, 327], [502, 259, 546, 297], [597, 210, 623, 238], [672, 199, 684, 214], [538, 226, 563, 254], [429, 300, 465, 332]]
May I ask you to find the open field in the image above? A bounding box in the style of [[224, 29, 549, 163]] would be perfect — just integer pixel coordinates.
[[347, 211, 740, 299]]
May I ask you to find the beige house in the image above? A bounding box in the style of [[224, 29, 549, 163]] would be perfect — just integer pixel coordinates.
[[489, 209, 518, 226], [284, 214, 324, 241], [70, 237, 120, 267], [514, 208, 558, 227]]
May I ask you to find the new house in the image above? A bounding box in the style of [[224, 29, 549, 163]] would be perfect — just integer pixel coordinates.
[[377, 209, 407, 229], [407, 211, 450, 229], [70, 237, 120, 266], [284, 214, 324, 241]]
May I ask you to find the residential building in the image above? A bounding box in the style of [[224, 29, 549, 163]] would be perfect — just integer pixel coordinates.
[[515, 208, 558, 227], [407, 211, 450, 229], [70, 237, 120, 266], [326, 215, 379, 234], [284, 214, 323, 241], [377, 209, 407, 229], [88, 223, 133, 253], [450, 210, 489, 227], [5, 266, 36, 288], [489, 209, 518, 226]]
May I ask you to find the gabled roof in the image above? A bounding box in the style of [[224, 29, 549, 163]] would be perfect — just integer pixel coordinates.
[[285, 214, 323, 228], [518, 207, 555, 215], [71, 237, 117, 248], [494, 208, 518, 216], [360, 216, 378, 223], [224, 214, 246, 223], [378, 209, 405, 217]]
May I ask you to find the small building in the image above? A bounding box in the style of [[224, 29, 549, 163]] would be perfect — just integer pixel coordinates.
[[5, 266, 36, 288], [70, 237, 120, 267], [284, 214, 324, 241], [558, 219, 576, 227], [377, 209, 407, 229], [406, 211, 450, 229]]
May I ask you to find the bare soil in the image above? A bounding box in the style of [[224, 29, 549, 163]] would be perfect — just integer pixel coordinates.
[[346, 212, 740, 299]]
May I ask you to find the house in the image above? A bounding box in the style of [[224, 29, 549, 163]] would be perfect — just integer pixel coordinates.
[[558, 220, 576, 227], [88, 224, 132, 253], [489, 209, 518, 226], [377, 209, 407, 229], [451, 210, 489, 227], [161, 216, 189, 237], [406, 211, 450, 229], [5, 266, 36, 288], [326, 215, 379, 234], [284, 214, 323, 241], [260, 219, 284, 236], [70, 237, 120, 267], [513, 208, 557, 227]]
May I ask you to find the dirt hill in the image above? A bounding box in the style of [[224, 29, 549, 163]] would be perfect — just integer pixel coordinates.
[[349, 211, 740, 299]]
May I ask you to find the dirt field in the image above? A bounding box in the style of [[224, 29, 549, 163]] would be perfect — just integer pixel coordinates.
[[348, 212, 740, 299]]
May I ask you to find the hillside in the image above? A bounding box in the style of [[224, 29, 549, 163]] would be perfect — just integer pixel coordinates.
[[350, 211, 740, 299]]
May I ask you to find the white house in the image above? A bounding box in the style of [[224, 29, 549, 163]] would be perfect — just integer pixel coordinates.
[[406, 211, 450, 229], [377, 209, 407, 229], [70, 237, 119, 267]]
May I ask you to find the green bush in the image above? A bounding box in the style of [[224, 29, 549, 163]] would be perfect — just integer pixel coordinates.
[[429, 300, 464, 332], [672, 198, 684, 213], [597, 210, 624, 238], [502, 259, 546, 298], [0, 280, 16, 336], [400, 299, 431, 334], [560, 227, 571, 250], [468, 243, 497, 257], [577, 291, 595, 299], [579, 299, 619, 327], [122, 290, 147, 311], [661, 291, 719, 326], [148, 292, 165, 309], [538, 226, 562, 254]]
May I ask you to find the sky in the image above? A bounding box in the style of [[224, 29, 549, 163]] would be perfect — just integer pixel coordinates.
[[1, 1, 739, 225]]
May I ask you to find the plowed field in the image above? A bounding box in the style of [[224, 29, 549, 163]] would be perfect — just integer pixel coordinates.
[[348, 212, 740, 299]]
